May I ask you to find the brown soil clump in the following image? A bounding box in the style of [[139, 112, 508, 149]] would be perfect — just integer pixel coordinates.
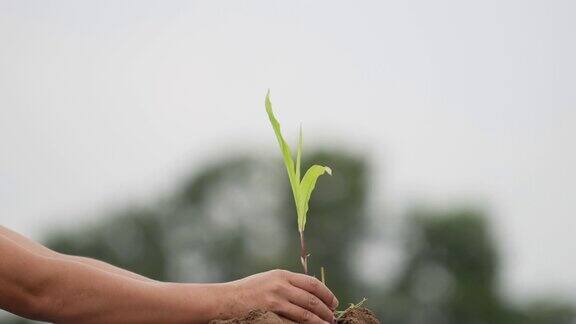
[[209, 310, 295, 324], [209, 307, 380, 324], [338, 307, 380, 324]]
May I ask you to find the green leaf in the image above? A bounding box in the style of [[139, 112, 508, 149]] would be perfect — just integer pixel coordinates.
[[265, 91, 299, 203], [296, 124, 302, 182], [265, 91, 332, 233], [297, 165, 332, 231]]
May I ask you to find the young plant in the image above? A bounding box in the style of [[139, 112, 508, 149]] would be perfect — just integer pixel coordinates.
[[265, 91, 332, 275]]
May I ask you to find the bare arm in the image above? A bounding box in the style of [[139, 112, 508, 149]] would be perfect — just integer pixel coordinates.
[[0, 226, 153, 282], [0, 234, 224, 323], [0, 227, 338, 323]]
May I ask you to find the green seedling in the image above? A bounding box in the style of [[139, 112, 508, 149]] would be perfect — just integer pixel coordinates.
[[265, 91, 332, 275], [266, 92, 369, 318]]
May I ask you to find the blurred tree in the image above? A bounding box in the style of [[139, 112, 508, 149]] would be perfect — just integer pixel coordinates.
[[2, 151, 574, 324], [520, 301, 576, 324], [47, 208, 168, 281], [377, 209, 576, 324]]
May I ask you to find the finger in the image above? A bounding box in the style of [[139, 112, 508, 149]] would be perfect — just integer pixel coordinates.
[[288, 273, 339, 310], [277, 302, 329, 324], [285, 286, 335, 323]]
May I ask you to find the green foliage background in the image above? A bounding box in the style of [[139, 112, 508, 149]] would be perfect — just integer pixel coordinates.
[[2, 151, 575, 323]]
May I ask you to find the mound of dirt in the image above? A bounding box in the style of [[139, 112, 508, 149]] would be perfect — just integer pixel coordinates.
[[209, 310, 295, 324], [338, 307, 380, 324], [209, 307, 380, 324]]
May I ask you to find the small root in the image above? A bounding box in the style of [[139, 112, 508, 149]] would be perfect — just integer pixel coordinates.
[[334, 298, 368, 320]]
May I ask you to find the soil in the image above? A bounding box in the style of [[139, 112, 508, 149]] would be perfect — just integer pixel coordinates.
[[338, 307, 380, 324], [208, 310, 295, 324], [209, 307, 380, 324]]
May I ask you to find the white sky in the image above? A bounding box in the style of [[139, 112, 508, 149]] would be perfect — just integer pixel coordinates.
[[1, 0, 575, 303]]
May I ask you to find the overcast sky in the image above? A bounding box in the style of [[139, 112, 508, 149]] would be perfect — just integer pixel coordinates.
[[1, 0, 575, 302]]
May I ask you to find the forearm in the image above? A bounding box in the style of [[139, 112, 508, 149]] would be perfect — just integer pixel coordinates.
[[0, 235, 228, 323], [37, 257, 226, 324]]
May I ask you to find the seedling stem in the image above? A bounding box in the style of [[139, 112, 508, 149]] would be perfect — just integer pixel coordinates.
[[300, 230, 309, 274]]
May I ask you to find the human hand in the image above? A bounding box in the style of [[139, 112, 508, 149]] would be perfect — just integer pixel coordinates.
[[222, 269, 339, 324]]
